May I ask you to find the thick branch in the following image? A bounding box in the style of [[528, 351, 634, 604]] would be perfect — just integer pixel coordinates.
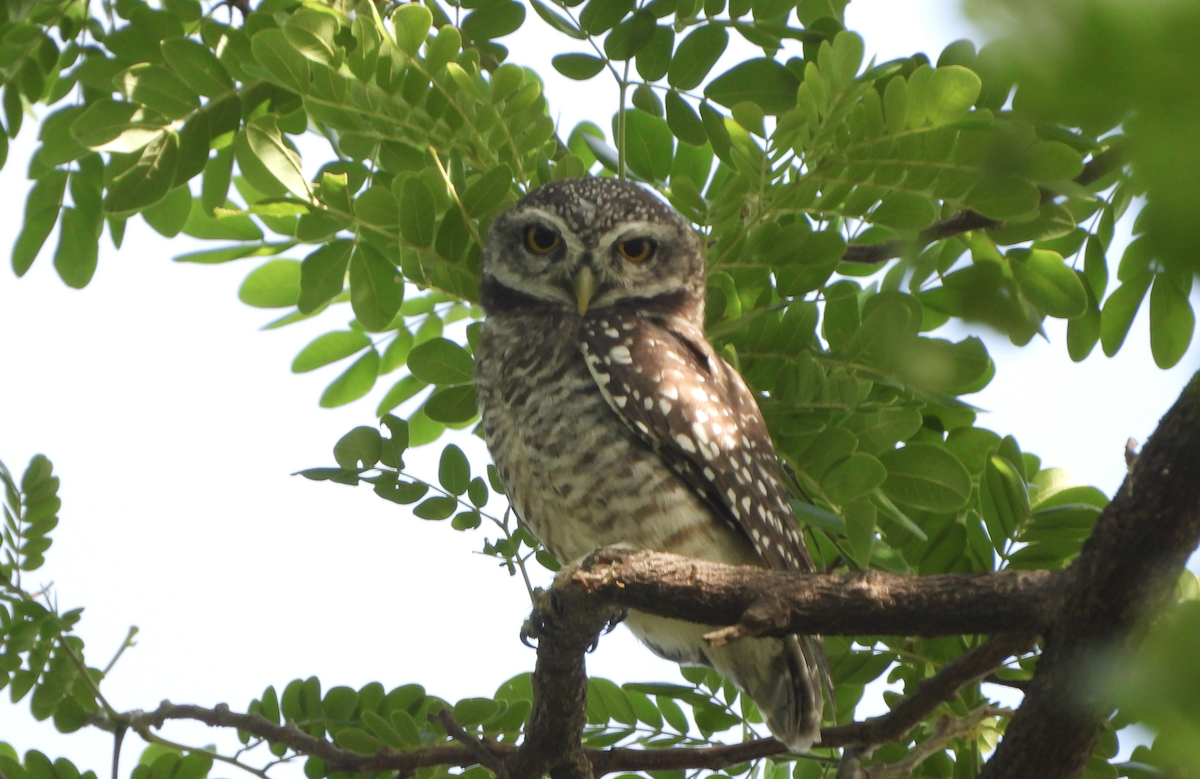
[[505, 590, 623, 779], [571, 551, 1060, 636], [981, 371, 1200, 778]]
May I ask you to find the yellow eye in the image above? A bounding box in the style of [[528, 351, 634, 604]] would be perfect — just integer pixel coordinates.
[[524, 225, 561, 254], [617, 238, 656, 263]]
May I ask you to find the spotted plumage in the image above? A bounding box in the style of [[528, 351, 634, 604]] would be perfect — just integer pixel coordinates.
[[475, 177, 823, 751]]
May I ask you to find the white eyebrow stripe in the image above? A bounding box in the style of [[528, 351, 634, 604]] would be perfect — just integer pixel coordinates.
[[512, 207, 585, 255], [594, 221, 678, 253]]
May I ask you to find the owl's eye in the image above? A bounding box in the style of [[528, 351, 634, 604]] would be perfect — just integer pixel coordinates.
[[617, 238, 656, 263], [524, 225, 561, 254]]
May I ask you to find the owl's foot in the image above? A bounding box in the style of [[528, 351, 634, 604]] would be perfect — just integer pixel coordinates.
[[520, 586, 561, 647], [519, 586, 626, 652]]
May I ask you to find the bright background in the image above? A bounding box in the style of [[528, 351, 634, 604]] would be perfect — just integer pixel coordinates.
[[2, 0, 1196, 773]]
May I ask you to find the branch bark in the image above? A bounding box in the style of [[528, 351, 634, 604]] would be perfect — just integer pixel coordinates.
[[980, 371, 1200, 778], [570, 551, 1060, 636]]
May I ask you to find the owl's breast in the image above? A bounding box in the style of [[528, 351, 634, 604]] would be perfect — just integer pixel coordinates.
[[475, 312, 759, 567]]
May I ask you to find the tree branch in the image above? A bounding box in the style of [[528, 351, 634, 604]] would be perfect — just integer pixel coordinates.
[[99, 597, 1037, 778], [504, 589, 624, 779], [570, 551, 1060, 637], [980, 370, 1200, 778]]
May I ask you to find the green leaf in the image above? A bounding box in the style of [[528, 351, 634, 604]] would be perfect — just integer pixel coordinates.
[[1100, 271, 1152, 357], [293, 331, 371, 373], [12, 171, 67, 276], [665, 91, 707, 146], [1009, 248, 1088, 318], [392, 3, 432, 56], [334, 426, 382, 470], [879, 443, 972, 512], [116, 63, 200, 121], [250, 28, 310, 94], [1024, 141, 1084, 182], [461, 164, 513, 218], [604, 10, 657, 61], [591, 678, 638, 726], [636, 25, 674, 81], [822, 453, 887, 505], [34, 106, 87, 168], [438, 445, 471, 495], [407, 337, 474, 385], [529, 0, 587, 39], [425, 384, 479, 424], [350, 244, 404, 332], [453, 697, 499, 726], [773, 228, 846, 296], [239, 260, 302, 308], [283, 10, 340, 67], [843, 500, 877, 567], [413, 495, 458, 520], [398, 177, 436, 247], [53, 207, 99, 289], [432, 206, 469, 263], [966, 176, 1040, 220], [624, 109, 673, 182], [161, 37, 233, 97], [244, 115, 312, 200], [926, 65, 981, 126], [870, 192, 937, 231], [980, 455, 1031, 553], [104, 131, 179, 213], [552, 54, 607, 81], [1149, 273, 1195, 369], [181, 199, 265, 242], [70, 98, 165, 153], [580, 0, 634, 34], [374, 476, 429, 504], [141, 185, 193, 237], [705, 58, 799, 114], [320, 349, 380, 408], [669, 25, 728, 90], [462, 1, 526, 42], [174, 753, 212, 779], [298, 239, 353, 313], [334, 727, 382, 755], [356, 186, 399, 230]]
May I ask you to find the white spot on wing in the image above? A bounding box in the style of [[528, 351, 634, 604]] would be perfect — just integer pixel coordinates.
[[675, 434, 697, 453]]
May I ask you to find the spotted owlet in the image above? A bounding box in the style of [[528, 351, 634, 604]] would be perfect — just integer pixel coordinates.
[[475, 177, 823, 751]]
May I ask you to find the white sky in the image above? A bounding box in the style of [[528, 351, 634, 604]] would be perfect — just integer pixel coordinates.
[[1, 0, 1195, 773]]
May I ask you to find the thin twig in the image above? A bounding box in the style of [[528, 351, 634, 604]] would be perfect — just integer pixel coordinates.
[[432, 709, 506, 774], [103, 626, 139, 676]]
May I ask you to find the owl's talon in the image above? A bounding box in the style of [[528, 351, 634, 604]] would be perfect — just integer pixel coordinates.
[[519, 620, 538, 648], [604, 610, 627, 634], [520, 587, 565, 647]]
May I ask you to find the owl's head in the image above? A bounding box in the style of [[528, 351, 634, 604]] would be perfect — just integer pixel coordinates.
[[480, 178, 704, 321]]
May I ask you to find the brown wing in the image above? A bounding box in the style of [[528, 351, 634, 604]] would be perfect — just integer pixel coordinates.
[[579, 313, 814, 572]]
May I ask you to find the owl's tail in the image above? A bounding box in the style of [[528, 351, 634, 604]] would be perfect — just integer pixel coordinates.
[[707, 634, 824, 752], [627, 612, 823, 752]]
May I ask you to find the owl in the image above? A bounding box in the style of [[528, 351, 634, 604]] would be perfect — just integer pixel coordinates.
[[474, 177, 823, 751]]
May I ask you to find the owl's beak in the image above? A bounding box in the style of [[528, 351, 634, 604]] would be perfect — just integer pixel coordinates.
[[572, 267, 595, 314]]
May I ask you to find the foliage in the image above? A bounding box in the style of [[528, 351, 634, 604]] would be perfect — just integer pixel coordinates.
[[2, 0, 1200, 777]]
